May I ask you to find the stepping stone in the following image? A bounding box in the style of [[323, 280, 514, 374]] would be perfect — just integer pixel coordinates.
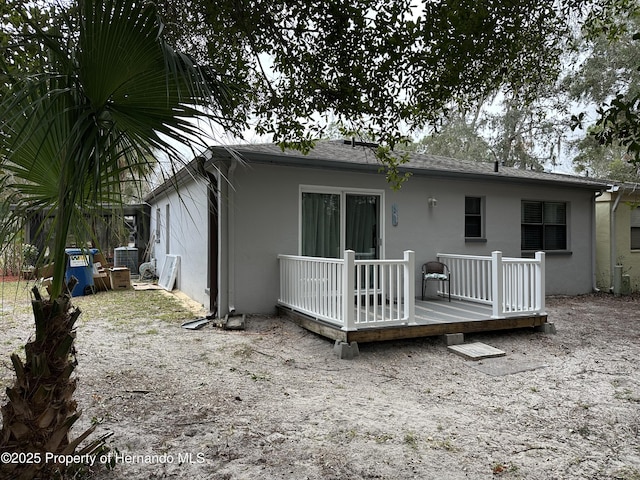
[[447, 342, 505, 360]]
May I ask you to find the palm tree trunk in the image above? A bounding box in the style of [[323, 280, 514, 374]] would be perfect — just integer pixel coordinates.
[[0, 283, 95, 480]]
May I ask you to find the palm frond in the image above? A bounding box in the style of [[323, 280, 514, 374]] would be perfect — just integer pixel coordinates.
[[0, 0, 237, 297]]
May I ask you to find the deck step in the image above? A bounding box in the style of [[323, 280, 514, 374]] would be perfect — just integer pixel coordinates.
[[447, 342, 506, 360]]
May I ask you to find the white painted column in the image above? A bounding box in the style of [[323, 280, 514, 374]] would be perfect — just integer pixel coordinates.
[[491, 251, 504, 319], [535, 251, 546, 314], [342, 250, 356, 331], [403, 250, 416, 323]]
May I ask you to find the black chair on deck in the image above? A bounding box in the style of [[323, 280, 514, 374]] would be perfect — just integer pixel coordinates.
[[421, 261, 451, 302]]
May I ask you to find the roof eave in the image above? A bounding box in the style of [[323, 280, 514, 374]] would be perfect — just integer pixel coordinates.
[[211, 146, 607, 191]]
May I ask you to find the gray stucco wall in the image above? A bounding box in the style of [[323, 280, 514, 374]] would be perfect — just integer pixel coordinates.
[[149, 179, 210, 309], [147, 161, 597, 315], [230, 163, 596, 314]]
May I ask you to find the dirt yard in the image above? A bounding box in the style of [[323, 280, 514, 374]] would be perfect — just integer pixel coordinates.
[[1, 283, 639, 480]]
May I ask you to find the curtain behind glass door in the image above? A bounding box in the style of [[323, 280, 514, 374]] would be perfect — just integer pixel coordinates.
[[301, 192, 340, 258], [346, 194, 379, 260]]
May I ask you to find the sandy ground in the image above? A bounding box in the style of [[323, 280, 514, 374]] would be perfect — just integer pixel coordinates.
[[1, 285, 640, 479]]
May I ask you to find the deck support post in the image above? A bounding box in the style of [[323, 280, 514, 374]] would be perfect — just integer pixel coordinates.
[[403, 250, 416, 324], [334, 340, 360, 359], [491, 251, 504, 319], [342, 250, 356, 331]]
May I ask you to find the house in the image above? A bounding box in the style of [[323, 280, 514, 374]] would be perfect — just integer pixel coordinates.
[[145, 140, 607, 341], [595, 182, 640, 293]]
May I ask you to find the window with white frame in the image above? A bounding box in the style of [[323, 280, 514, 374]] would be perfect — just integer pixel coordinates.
[[521, 201, 567, 251]]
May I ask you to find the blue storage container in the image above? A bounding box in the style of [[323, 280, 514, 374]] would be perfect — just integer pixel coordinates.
[[65, 248, 94, 296]]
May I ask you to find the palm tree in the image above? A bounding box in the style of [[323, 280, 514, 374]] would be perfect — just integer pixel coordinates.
[[0, 1, 240, 478]]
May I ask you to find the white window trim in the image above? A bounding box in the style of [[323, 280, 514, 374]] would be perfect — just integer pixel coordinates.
[[299, 185, 386, 259]]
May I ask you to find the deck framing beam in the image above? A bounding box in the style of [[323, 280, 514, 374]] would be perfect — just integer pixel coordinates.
[[277, 305, 548, 344]]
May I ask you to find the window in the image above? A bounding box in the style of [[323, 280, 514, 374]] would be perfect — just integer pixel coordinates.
[[521, 201, 567, 251], [465, 197, 483, 238], [165, 204, 170, 254], [301, 188, 382, 259], [155, 208, 161, 243], [631, 207, 640, 250]]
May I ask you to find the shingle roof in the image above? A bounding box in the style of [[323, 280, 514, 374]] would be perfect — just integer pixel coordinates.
[[209, 140, 608, 190]]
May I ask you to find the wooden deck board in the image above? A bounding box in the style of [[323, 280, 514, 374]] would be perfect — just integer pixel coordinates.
[[277, 297, 548, 344], [415, 300, 492, 323]]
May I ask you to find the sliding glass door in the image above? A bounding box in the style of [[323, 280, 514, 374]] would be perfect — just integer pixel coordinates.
[[301, 189, 382, 259], [301, 192, 341, 258], [345, 194, 380, 260]]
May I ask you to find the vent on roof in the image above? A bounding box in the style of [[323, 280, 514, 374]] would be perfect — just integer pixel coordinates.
[[344, 138, 379, 148]]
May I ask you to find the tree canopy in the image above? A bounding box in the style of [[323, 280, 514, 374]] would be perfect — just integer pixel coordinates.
[[0, 0, 236, 296], [157, 0, 583, 148], [394, 0, 640, 180], [5, 0, 640, 184], [566, 1, 640, 180]]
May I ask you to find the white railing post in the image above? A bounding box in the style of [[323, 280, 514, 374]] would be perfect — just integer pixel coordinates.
[[491, 251, 504, 318], [343, 250, 356, 331], [536, 251, 546, 314], [403, 250, 416, 324]]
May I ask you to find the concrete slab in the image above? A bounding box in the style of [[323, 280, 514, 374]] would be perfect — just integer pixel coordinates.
[[447, 342, 506, 360]]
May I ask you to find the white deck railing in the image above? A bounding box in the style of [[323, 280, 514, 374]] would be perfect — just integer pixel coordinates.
[[278, 250, 545, 330], [278, 250, 415, 331], [278, 254, 345, 325], [437, 251, 546, 318]]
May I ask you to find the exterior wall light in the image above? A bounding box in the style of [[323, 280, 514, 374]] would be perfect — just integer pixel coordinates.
[[427, 197, 437, 207]]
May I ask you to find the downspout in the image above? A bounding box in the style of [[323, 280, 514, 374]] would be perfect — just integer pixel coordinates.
[[609, 185, 622, 291], [227, 158, 238, 314], [593, 190, 604, 292]]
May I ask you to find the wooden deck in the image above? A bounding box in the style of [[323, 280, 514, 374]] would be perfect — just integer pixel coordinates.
[[277, 296, 549, 344]]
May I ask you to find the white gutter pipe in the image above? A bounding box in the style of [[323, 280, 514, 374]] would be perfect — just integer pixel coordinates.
[[609, 185, 621, 291], [227, 158, 238, 314], [593, 190, 603, 292]]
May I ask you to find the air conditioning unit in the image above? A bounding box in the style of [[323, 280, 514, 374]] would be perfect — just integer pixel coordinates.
[[114, 247, 138, 274]]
